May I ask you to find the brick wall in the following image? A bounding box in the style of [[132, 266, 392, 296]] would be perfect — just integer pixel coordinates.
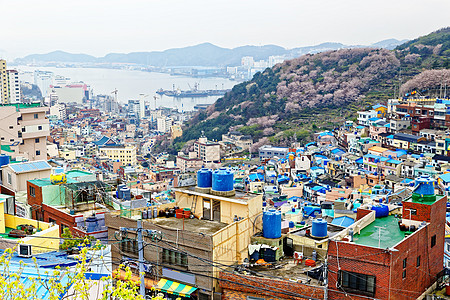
[[219, 271, 325, 300], [327, 240, 391, 300], [27, 182, 43, 220], [42, 203, 76, 235]]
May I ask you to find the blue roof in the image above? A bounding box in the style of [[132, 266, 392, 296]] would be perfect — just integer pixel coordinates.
[[312, 185, 326, 192], [9, 161, 52, 173], [356, 158, 364, 164], [387, 159, 402, 164], [93, 136, 117, 146], [439, 173, 450, 183], [368, 117, 380, 121], [387, 135, 394, 139], [372, 104, 386, 109], [319, 132, 333, 137], [248, 173, 264, 182], [331, 216, 355, 227], [331, 148, 345, 155], [356, 126, 365, 129], [364, 153, 381, 160], [401, 178, 414, 184]]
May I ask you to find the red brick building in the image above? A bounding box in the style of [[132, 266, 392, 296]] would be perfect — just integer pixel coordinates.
[[327, 193, 446, 299], [219, 272, 325, 300]]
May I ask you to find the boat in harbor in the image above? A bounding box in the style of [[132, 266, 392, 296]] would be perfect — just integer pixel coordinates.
[[157, 83, 230, 98]]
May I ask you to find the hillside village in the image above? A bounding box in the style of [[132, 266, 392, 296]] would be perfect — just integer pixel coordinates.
[[1, 85, 450, 299], [1, 26, 450, 299]]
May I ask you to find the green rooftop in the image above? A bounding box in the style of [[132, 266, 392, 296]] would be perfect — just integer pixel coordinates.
[[353, 215, 406, 249], [406, 194, 444, 205], [0, 227, 20, 240], [0, 102, 42, 111], [66, 170, 93, 179], [0, 145, 13, 153]]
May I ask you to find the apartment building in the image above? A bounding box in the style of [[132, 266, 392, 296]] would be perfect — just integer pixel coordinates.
[[99, 145, 137, 166], [194, 136, 220, 164], [0, 59, 8, 104], [6, 70, 20, 104], [0, 104, 49, 161]]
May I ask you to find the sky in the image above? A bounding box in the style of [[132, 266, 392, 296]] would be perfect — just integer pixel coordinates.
[[1, 0, 449, 60]]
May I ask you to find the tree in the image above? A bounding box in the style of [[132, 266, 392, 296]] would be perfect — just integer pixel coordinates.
[[0, 245, 147, 300]]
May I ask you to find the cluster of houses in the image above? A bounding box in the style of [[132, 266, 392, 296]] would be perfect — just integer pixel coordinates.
[[1, 98, 450, 299]]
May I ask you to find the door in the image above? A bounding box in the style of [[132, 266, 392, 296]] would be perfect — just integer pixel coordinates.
[[203, 200, 211, 220], [283, 237, 294, 257], [212, 200, 221, 222]]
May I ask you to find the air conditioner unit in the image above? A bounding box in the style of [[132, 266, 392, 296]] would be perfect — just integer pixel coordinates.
[[18, 244, 32, 258]]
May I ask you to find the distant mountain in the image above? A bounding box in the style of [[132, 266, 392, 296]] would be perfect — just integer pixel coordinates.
[[172, 27, 449, 152], [18, 50, 97, 63], [14, 39, 410, 67], [370, 39, 409, 50]]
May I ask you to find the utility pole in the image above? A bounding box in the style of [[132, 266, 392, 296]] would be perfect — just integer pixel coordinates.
[[137, 219, 145, 296], [120, 222, 162, 298]]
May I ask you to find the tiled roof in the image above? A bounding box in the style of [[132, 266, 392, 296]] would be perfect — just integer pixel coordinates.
[[9, 161, 51, 173]]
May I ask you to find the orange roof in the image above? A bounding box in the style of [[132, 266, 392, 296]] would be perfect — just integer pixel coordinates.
[[368, 146, 388, 153]]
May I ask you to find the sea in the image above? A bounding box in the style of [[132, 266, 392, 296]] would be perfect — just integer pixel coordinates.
[[16, 66, 238, 111]]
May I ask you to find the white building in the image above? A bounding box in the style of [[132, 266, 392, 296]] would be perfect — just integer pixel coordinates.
[[47, 83, 87, 104], [34, 70, 53, 98], [157, 116, 173, 133], [241, 56, 254, 68], [357, 110, 378, 126], [194, 137, 220, 164], [7, 70, 20, 104], [49, 103, 66, 120]]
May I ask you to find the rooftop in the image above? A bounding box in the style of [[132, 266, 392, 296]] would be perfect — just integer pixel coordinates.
[[353, 215, 406, 249], [148, 217, 228, 235], [8, 161, 52, 174], [173, 186, 258, 204]]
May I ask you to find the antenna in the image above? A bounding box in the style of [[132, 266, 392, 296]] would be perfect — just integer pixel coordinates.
[[374, 226, 383, 248]]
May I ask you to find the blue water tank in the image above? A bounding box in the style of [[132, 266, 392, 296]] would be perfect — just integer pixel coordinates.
[[117, 184, 126, 199], [0, 155, 10, 167], [85, 215, 99, 233], [212, 168, 234, 192], [371, 204, 389, 218], [121, 187, 131, 201], [263, 209, 282, 239], [289, 221, 295, 228], [197, 168, 212, 188], [414, 175, 435, 195], [311, 219, 328, 238]]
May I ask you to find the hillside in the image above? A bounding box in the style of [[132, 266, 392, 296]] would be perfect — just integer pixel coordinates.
[[14, 39, 407, 67], [171, 28, 450, 153]]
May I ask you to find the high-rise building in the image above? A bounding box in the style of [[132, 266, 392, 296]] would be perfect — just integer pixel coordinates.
[[0, 59, 8, 104], [34, 70, 53, 97], [7, 70, 21, 104]]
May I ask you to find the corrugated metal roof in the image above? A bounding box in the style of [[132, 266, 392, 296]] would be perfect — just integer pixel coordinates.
[[9, 160, 52, 173]]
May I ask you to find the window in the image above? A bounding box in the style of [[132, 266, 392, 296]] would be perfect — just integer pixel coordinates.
[[9, 126, 13, 129], [38, 126, 42, 130], [29, 185, 36, 197], [162, 249, 188, 267], [403, 258, 407, 268], [36, 150, 41, 156], [417, 256, 421, 267], [34, 113, 38, 119], [402, 270, 406, 278], [431, 235, 437, 248], [7, 173, 12, 185], [35, 138, 39, 143], [339, 271, 375, 296]]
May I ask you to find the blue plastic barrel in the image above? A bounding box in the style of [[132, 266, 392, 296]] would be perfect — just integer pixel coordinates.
[[311, 218, 328, 238], [263, 209, 281, 239]]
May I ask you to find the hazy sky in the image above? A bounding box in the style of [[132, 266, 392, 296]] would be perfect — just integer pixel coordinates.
[[1, 0, 449, 59]]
